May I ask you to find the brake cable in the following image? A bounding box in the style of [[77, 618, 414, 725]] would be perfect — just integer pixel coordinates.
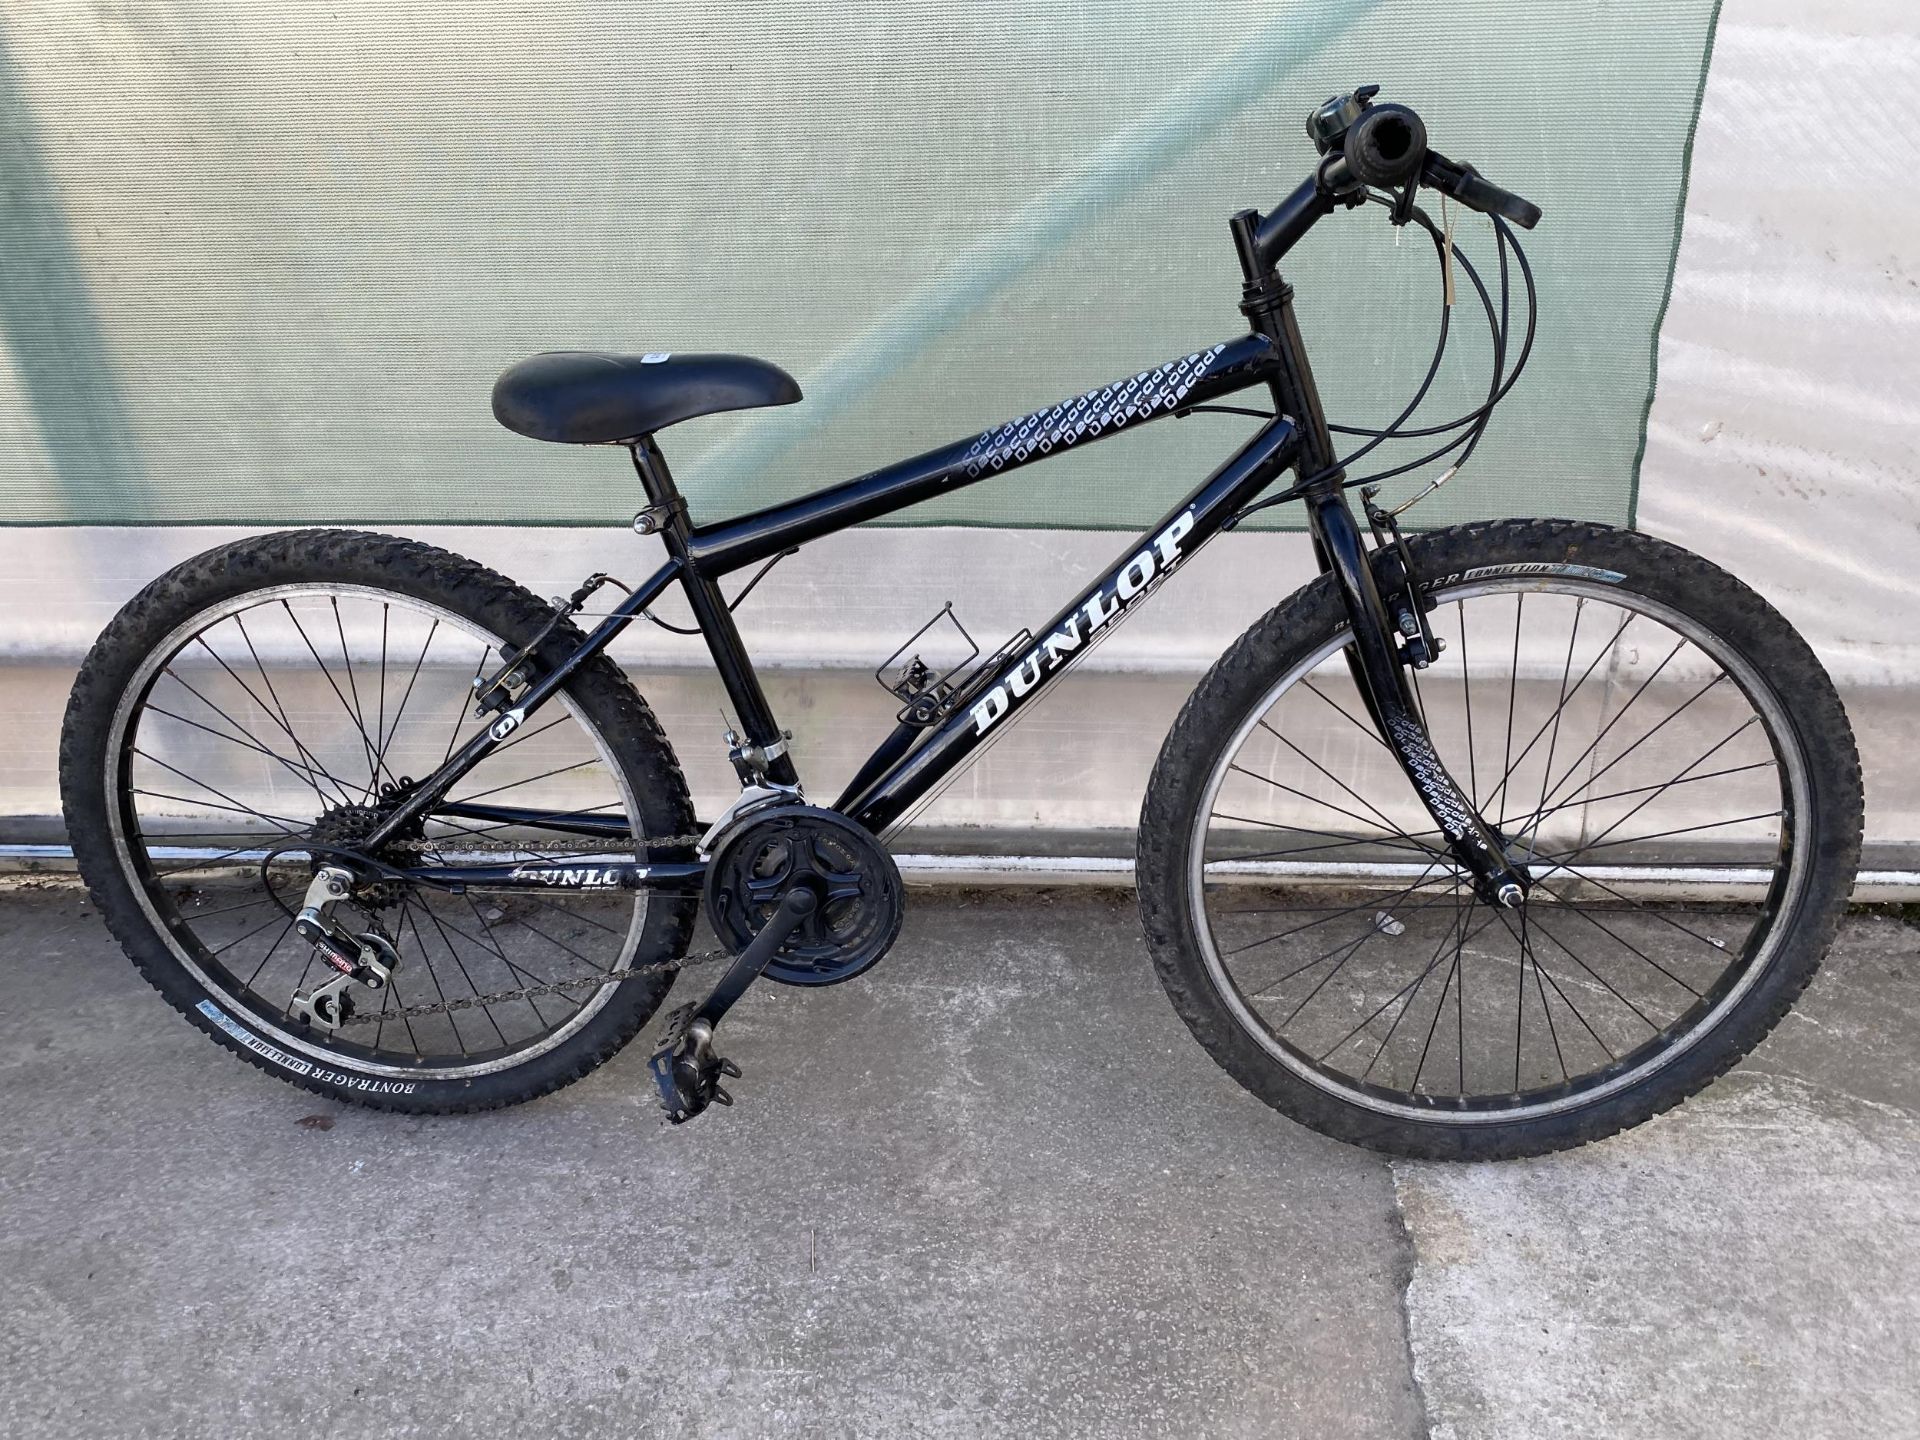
[[1199, 199, 1535, 528], [624, 546, 799, 636]]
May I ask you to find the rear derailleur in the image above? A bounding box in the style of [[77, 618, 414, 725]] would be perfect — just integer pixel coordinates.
[[288, 865, 401, 1032]]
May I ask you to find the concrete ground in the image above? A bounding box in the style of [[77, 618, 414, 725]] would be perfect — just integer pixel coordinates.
[[1, 886, 1915, 1439]]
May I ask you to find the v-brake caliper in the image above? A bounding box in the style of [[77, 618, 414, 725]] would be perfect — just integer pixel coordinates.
[[288, 865, 400, 1031], [1360, 490, 1531, 909]]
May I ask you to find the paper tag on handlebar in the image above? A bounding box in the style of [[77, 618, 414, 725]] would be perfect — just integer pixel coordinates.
[[1441, 195, 1456, 309]]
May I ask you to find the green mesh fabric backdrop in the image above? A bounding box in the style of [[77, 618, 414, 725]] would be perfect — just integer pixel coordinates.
[[0, 1, 1716, 530]]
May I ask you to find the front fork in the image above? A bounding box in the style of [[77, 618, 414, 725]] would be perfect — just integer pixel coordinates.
[[1304, 488, 1530, 908]]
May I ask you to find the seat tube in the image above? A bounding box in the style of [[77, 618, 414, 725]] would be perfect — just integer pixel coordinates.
[[630, 440, 800, 789]]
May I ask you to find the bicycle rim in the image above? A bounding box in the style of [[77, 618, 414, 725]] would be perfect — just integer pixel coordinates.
[[105, 584, 654, 1080], [1186, 578, 1811, 1124]]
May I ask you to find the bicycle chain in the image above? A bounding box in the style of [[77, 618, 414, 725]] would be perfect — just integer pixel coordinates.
[[335, 829, 733, 1028]]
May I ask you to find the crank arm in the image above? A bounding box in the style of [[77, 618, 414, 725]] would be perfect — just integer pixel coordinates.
[[649, 885, 819, 1123]]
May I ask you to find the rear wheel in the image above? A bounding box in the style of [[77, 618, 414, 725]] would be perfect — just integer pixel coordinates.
[[1138, 520, 1862, 1159], [60, 530, 697, 1113]]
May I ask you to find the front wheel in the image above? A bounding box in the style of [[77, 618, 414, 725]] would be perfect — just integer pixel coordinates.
[[1138, 519, 1861, 1160]]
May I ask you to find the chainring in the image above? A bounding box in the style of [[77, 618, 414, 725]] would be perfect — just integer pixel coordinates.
[[703, 805, 904, 986]]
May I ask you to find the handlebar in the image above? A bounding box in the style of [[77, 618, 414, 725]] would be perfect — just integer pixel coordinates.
[[1245, 87, 1540, 273]]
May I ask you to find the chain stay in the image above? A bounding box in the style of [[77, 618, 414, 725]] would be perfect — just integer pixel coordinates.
[[335, 827, 722, 1027]]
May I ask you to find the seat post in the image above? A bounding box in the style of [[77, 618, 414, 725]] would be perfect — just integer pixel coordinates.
[[626, 438, 800, 790]]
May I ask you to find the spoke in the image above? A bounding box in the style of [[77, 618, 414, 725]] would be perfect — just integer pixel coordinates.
[[1223, 884, 1462, 959], [1538, 900, 1705, 998], [1522, 597, 1584, 843], [1482, 609, 1635, 817], [1361, 879, 1466, 1079], [405, 901, 507, 1050], [1540, 811, 1782, 860], [485, 712, 572, 760], [1493, 909, 1618, 1063], [130, 785, 305, 832], [446, 648, 490, 763], [1524, 914, 1662, 1030], [1455, 879, 1468, 1094], [449, 757, 602, 806], [1301, 678, 1392, 754], [417, 813, 572, 868], [171, 893, 277, 923], [492, 907, 613, 974], [517, 891, 626, 938], [208, 908, 298, 958], [1512, 887, 1527, 1088], [1523, 908, 1569, 1083], [1208, 811, 1442, 862], [1501, 592, 1522, 814], [1227, 762, 1448, 862], [1259, 719, 1446, 857], [427, 797, 627, 844], [331, 596, 386, 793], [398, 904, 471, 1058], [243, 915, 300, 991], [369, 955, 424, 1058], [373, 616, 439, 772], [1329, 903, 1503, 1068], [1501, 761, 1773, 832], [1527, 635, 1689, 828], [1407, 887, 1466, 1095], [442, 898, 566, 1029], [1264, 863, 1443, 1016], [147, 838, 291, 881], [1528, 671, 1733, 840], [1527, 862, 1748, 955], [132, 747, 312, 827], [375, 605, 389, 782], [282, 601, 388, 802], [151, 665, 340, 807], [228, 616, 360, 809], [1544, 717, 1761, 860], [1457, 600, 1477, 804]]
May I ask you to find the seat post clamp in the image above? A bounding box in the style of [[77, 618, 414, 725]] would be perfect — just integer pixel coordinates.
[[632, 497, 687, 537]]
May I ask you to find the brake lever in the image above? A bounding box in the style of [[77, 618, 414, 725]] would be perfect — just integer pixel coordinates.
[[1422, 150, 1543, 230]]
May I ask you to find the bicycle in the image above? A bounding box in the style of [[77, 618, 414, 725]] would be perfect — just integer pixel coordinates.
[[60, 88, 1863, 1159]]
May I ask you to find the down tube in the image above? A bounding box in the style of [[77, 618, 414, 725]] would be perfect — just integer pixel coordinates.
[[845, 417, 1301, 834]]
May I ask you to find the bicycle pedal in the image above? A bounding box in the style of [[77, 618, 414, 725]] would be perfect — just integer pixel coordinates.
[[648, 1004, 743, 1124]]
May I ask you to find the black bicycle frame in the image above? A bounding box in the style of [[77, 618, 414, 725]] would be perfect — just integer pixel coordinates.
[[363, 171, 1526, 903]]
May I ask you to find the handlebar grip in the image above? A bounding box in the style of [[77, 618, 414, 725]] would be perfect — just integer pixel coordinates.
[[1454, 169, 1542, 229], [1422, 151, 1542, 229], [1343, 103, 1427, 188]]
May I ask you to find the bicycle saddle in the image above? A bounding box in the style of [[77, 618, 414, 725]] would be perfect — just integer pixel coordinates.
[[492, 351, 801, 445]]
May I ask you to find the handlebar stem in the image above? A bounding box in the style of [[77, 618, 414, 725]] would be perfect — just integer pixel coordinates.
[[1241, 158, 1365, 279]]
